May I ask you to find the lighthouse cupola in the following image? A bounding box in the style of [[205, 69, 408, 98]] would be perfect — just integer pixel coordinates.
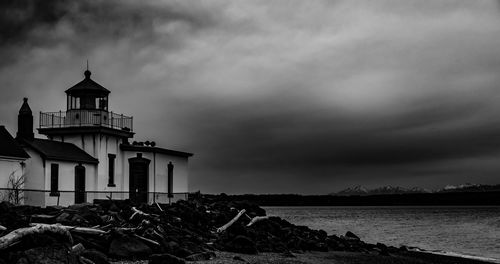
[[38, 68, 133, 139], [66, 69, 110, 111]]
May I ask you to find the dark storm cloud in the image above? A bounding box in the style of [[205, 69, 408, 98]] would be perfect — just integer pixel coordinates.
[[183, 91, 500, 169], [2, 0, 500, 194], [0, 0, 214, 65]]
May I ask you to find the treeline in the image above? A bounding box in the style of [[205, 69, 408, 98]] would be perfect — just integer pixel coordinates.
[[200, 191, 500, 206]]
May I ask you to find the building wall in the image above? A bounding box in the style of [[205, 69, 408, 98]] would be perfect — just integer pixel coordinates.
[[53, 133, 123, 193], [122, 150, 189, 203], [23, 149, 45, 206], [43, 160, 97, 207], [0, 158, 26, 203], [47, 134, 190, 204]]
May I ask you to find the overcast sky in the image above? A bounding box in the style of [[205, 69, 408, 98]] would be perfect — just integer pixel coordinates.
[[2, 0, 500, 194]]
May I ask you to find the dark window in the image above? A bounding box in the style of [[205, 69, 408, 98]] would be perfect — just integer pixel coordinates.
[[167, 162, 174, 198], [108, 154, 116, 187], [50, 163, 59, 196]]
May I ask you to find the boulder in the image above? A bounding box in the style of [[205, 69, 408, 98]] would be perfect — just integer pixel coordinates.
[[80, 249, 110, 264], [226, 235, 258, 254], [376, 243, 390, 256], [148, 253, 185, 264], [345, 231, 360, 240], [108, 234, 152, 258], [185, 251, 216, 261], [233, 255, 247, 262], [14, 244, 79, 264]]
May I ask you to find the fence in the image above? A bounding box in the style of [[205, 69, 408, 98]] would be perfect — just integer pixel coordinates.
[[0, 188, 188, 207], [39, 110, 133, 131]]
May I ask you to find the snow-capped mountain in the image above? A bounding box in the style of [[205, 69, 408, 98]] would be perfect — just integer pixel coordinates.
[[333, 185, 369, 196], [332, 185, 431, 196], [442, 183, 478, 191], [332, 183, 500, 196], [438, 183, 500, 193]]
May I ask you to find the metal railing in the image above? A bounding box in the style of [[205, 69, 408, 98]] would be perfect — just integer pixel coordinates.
[[39, 110, 133, 131], [0, 188, 188, 207]]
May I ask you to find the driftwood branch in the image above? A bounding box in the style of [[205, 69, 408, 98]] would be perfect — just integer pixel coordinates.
[[0, 224, 73, 250], [130, 207, 150, 220], [217, 209, 246, 233], [0, 225, 6, 231], [30, 223, 108, 235], [246, 216, 269, 227], [155, 202, 164, 212], [133, 234, 160, 247]]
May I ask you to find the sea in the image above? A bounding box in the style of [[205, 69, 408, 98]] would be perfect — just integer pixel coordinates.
[[264, 206, 500, 263]]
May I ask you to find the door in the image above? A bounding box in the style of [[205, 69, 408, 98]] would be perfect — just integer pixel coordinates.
[[75, 165, 86, 204], [129, 154, 150, 204]]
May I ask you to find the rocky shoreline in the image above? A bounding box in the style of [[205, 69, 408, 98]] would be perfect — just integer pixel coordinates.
[[0, 195, 493, 264]]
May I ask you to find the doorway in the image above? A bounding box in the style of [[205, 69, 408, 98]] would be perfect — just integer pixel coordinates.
[[129, 154, 150, 204], [74, 164, 86, 204]]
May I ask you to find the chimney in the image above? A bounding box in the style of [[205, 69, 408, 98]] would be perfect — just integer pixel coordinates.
[[17, 97, 34, 140]]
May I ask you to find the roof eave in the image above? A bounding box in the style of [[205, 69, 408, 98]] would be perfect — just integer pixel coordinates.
[[120, 144, 194, 158]]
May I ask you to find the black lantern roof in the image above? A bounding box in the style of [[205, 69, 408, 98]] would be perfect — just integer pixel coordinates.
[[65, 70, 110, 97]]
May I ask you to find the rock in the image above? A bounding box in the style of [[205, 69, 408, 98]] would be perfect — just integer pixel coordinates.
[[148, 253, 186, 264], [281, 251, 296, 258], [173, 247, 193, 258], [376, 243, 390, 256], [226, 235, 258, 254], [345, 231, 360, 240], [108, 234, 152, 258], [185, 251, 216, 261], [233, 255, 247, 262], [81, 249, 110, 264], [14, 244, 79, 264], [312, 242, 329, 252], [55, 212, 72, 224]]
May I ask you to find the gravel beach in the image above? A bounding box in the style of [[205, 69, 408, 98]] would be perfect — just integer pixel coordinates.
[[111, 250, 495, 264]]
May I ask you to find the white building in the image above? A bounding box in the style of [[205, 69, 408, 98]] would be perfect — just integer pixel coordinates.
[[0, 126, 30, 204], [10, 69, 193, 207]]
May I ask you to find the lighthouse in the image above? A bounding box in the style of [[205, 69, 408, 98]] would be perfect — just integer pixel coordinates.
[[11, 68, 192, 206]]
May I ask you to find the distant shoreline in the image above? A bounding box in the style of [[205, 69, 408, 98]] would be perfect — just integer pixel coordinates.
[[202, 191, 500, 206]]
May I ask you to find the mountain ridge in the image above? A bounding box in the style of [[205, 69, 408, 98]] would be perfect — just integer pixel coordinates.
[[331, 183, 500, 196]]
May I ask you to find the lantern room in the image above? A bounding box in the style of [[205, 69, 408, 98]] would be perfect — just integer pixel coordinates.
[[66, 70, 110, 111]]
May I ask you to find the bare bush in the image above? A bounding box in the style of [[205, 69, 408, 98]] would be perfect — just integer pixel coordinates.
[[7, 170, 25, 205]]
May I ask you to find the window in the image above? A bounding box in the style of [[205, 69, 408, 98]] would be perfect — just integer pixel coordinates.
[[167, 162, 174, 198], [50, 163, 59, 196], [108, 154, 116, 187]]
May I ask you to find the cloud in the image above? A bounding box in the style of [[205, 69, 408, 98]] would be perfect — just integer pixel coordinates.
[[2, 0, 500, 194]]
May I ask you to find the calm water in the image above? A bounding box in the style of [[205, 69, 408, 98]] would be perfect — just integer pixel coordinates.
[[264, 206, 500, 262]]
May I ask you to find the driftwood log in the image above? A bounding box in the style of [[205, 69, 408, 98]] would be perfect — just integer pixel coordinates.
[[133, 234, 160, 247], [0, 224, 73, 250], [246, 216, 270, 227], [217, 209, 246, 233], [155, 202, 164, 212], [30, 223, 108, 235], [130, 207, 150, 220]]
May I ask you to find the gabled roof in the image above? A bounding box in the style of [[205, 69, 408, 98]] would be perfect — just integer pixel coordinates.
[[20, 138, 98, 164], [120, 144, 193, 158], [65, 70, 110, 96], [0, 126, 29, 160]]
